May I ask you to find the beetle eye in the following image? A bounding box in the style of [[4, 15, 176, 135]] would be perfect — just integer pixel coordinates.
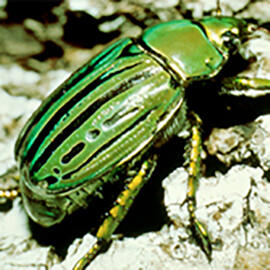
[[222, 30, 241, 54]]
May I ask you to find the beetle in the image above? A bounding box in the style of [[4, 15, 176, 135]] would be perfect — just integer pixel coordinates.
[[2, 5, 270, 270]]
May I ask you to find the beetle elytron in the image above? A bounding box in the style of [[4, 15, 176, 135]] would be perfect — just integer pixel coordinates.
[[2, 5, 270, 270]]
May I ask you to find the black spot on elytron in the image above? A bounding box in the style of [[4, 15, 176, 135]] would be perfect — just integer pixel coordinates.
[[53, 167, 60, 174], [61, 142, 85, 164], [44, 176, 58, 186], [62, 109, 153, 180], [86, 129, 100, 141]]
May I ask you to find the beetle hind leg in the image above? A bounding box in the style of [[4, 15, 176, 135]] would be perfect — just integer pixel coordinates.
[[0, 188, 20, 202], [0, 166, 20, 204], [73, 155, 157, 270], [186, 112, 212, 261]]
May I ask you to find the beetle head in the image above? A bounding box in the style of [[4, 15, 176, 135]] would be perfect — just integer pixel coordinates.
[[200, 17, 254, 58]]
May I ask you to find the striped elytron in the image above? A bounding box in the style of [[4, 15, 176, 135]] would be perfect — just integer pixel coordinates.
[[13, 16, 270, 269]]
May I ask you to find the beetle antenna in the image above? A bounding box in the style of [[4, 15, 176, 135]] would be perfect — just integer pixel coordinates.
[[216, 0, 222, 16]]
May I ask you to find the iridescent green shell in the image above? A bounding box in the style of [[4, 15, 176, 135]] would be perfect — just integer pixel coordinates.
[[15, 17, 248, 226]]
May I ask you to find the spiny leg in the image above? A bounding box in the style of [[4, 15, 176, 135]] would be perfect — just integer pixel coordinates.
[[221, 76, 270, 93], [73, 155, 157, 270], [187, 112, 211, 261]]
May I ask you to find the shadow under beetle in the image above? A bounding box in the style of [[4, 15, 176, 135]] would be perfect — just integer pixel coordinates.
[[2, 8, 270, 270]]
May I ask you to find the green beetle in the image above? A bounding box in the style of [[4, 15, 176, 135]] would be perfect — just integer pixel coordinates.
[[10, 14, 270, 270]]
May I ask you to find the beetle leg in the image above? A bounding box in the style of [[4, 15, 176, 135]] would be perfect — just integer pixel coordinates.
[[0, 167, 20, 203], [73, 155, 157, 270], [221, 76, 270, 92], [0, 188, 20, 202], [187, 112, 212, 261]]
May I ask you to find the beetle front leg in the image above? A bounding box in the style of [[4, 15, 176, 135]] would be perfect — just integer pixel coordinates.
[[73, 155, 157, 270], [187, 112, 212, 261], [221, 76, 270, 93]]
